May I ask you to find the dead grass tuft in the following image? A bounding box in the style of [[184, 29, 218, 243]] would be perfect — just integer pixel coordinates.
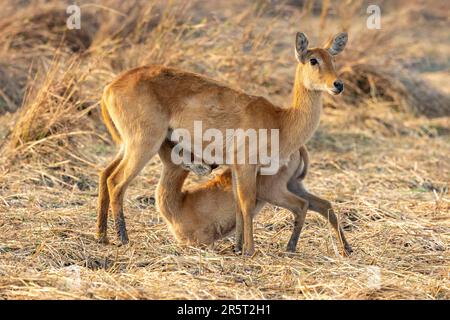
[[338, 63, 450, 117], [0, 4, 99, 53]]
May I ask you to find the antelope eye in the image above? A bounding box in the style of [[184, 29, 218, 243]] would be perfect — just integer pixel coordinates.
[[310, 58, 318, 66]]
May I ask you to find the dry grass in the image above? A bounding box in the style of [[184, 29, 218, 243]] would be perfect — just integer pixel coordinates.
[[0, 0, 449, 299]]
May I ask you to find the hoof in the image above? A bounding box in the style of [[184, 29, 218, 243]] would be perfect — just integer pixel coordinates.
[[286, 238, 298, 253], [115, 219, 129, 245], [119, 236, 129, 246], [97, 234, 109, 245], [116, 230, 129, 245], [243, 247, 255, 257], [234, 244, 243, 255], [342, 245, 353, 257], [286, 245, 296, 253]]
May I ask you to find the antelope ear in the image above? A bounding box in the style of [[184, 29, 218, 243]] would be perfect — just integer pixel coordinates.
[[295, 32, 309, 62], [325, 32, 348, 56]]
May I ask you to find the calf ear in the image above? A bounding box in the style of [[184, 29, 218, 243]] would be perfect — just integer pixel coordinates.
[[325, 32, 348, 56], [295, 32, 309, 62]]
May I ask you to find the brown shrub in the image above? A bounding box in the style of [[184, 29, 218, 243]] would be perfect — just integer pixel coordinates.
[[337, 64, 450, 118]]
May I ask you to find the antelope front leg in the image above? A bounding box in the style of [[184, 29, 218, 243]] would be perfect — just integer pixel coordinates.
[[233, 165, 258, 256], [234, 201, 244, 253], [231, 171, 243, 253]]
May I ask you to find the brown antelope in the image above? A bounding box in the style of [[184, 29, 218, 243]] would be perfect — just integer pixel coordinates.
[[155, 141, 352, 255], [96, 31, 348, 255]]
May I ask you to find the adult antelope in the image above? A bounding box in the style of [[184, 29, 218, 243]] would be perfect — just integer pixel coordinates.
[[96, 31, 348, 255], [155, 142, 352, 255]]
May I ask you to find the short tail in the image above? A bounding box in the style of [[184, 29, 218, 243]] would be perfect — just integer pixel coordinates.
[[100, 90, 122, 145], [297, 145, 309, 181]]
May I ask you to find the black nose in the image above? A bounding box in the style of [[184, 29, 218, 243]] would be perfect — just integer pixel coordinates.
[[333, 80, 344, 92]]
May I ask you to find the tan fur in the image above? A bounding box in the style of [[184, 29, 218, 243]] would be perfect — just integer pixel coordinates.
[[156, 142, 352, 255], [96, 32, 348, 255]]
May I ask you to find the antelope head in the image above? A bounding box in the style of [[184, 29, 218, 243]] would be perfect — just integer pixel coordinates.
[[295, 32, 348, 95]]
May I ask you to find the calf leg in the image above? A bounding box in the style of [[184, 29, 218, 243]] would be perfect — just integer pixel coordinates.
[[287, 206, 307, 252], [289, 181, 353, 256], [262, 190, 309, 252]]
